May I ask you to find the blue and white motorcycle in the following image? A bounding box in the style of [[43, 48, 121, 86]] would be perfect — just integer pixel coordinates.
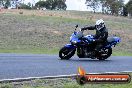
[[59, 25, 121, 60]]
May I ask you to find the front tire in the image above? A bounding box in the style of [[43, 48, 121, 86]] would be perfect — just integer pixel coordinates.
[[59, 47, 75, 60]]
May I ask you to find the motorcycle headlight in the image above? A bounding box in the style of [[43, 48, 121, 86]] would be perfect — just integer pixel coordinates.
[[71, 41, 77, 44]]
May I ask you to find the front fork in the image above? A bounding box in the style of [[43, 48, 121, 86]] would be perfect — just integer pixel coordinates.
[[64, 44, 76, 52]]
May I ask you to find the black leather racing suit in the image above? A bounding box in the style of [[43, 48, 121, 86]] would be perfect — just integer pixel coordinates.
[[81, 26, 108, 51]]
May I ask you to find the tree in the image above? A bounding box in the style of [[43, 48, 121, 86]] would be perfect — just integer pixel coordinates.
[[0, 0, 22, 9], [0, 0, 4, 7], [1, 0, 11, 8], [45, 0, 54, 10], [35, 0, 67, 10], [52, 0, 67, 10], [35, 1, 47, 9], [85, 0, 100, 13], [27, 2, 31, 7], [126, 0, 132, 17], [100, 0, 106, 14], [110, 0, 123, 15], [85, 0, 130, 17], [20, 3, 32, 9], [99, 0, 124, 15], [122, 6, 128, 16]]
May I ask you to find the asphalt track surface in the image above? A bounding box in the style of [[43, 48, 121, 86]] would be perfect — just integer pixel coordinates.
[[0, 53, 132, 79]]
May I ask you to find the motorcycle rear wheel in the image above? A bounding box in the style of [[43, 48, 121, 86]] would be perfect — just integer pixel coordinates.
[[97, 48, 112, 60]]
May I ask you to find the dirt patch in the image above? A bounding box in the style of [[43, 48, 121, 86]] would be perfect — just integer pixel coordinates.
[[52, 31, 63, 35]]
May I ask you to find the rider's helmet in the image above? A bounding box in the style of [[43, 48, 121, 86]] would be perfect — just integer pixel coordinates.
[[95, 19, 105, 31]]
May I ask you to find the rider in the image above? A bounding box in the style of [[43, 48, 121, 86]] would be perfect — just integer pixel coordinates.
[[81, 19, 108, 55]]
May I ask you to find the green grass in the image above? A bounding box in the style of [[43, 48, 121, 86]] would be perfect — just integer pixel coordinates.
[[0, 10, 132, 56], [2, 13, 94, 25], [0, 84, 13, 88], [0, 49, 131, 56], [0, 73, 132, 88], [0, 48, 59, 54], [62, 83, 132, 88], [113, 51, 132, 56]]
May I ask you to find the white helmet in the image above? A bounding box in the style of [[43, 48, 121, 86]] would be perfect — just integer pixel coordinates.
[[95, 19, 105, 31]]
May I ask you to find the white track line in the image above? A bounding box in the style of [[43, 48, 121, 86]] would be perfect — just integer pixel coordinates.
[[0, 74, 77, 83]]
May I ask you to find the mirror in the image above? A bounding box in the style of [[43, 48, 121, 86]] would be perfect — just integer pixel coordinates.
[[75, 25, 78, 28]]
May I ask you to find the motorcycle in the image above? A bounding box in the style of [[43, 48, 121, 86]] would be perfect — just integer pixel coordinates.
[[59, 25, 121, 60]]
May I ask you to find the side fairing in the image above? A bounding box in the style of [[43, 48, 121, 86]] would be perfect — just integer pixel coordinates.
[[70, 33, 81, 43], [64, 44, 76, 49], [105, 37, 121, 48]]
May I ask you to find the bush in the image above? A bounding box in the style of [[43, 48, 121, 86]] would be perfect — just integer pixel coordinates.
[[20, 4, 31, 10]]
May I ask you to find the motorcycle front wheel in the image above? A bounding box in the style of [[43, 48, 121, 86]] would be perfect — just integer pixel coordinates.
[[59, 47, 76, 60]]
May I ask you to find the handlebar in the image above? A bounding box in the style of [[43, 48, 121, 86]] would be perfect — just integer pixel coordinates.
[[75, 25, 78, 30]]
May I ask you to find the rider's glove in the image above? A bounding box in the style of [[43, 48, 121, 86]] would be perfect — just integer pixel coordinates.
[[81, 28, 85, 31]]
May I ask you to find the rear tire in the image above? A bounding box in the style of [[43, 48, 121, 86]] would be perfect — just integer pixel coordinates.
[[97, 48, 112, 60], [59, 47, 75, 60]]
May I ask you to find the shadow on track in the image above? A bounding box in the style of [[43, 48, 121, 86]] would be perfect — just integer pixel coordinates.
[[58, 57, 112, 63]]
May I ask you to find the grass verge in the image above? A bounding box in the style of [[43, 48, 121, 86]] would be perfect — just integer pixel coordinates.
[[0, 73, 132, 88], [113, 51, 132, 56], [0, 48, 59, 54], [0, 49, 131, 56], [0, 10, 132, 56]]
